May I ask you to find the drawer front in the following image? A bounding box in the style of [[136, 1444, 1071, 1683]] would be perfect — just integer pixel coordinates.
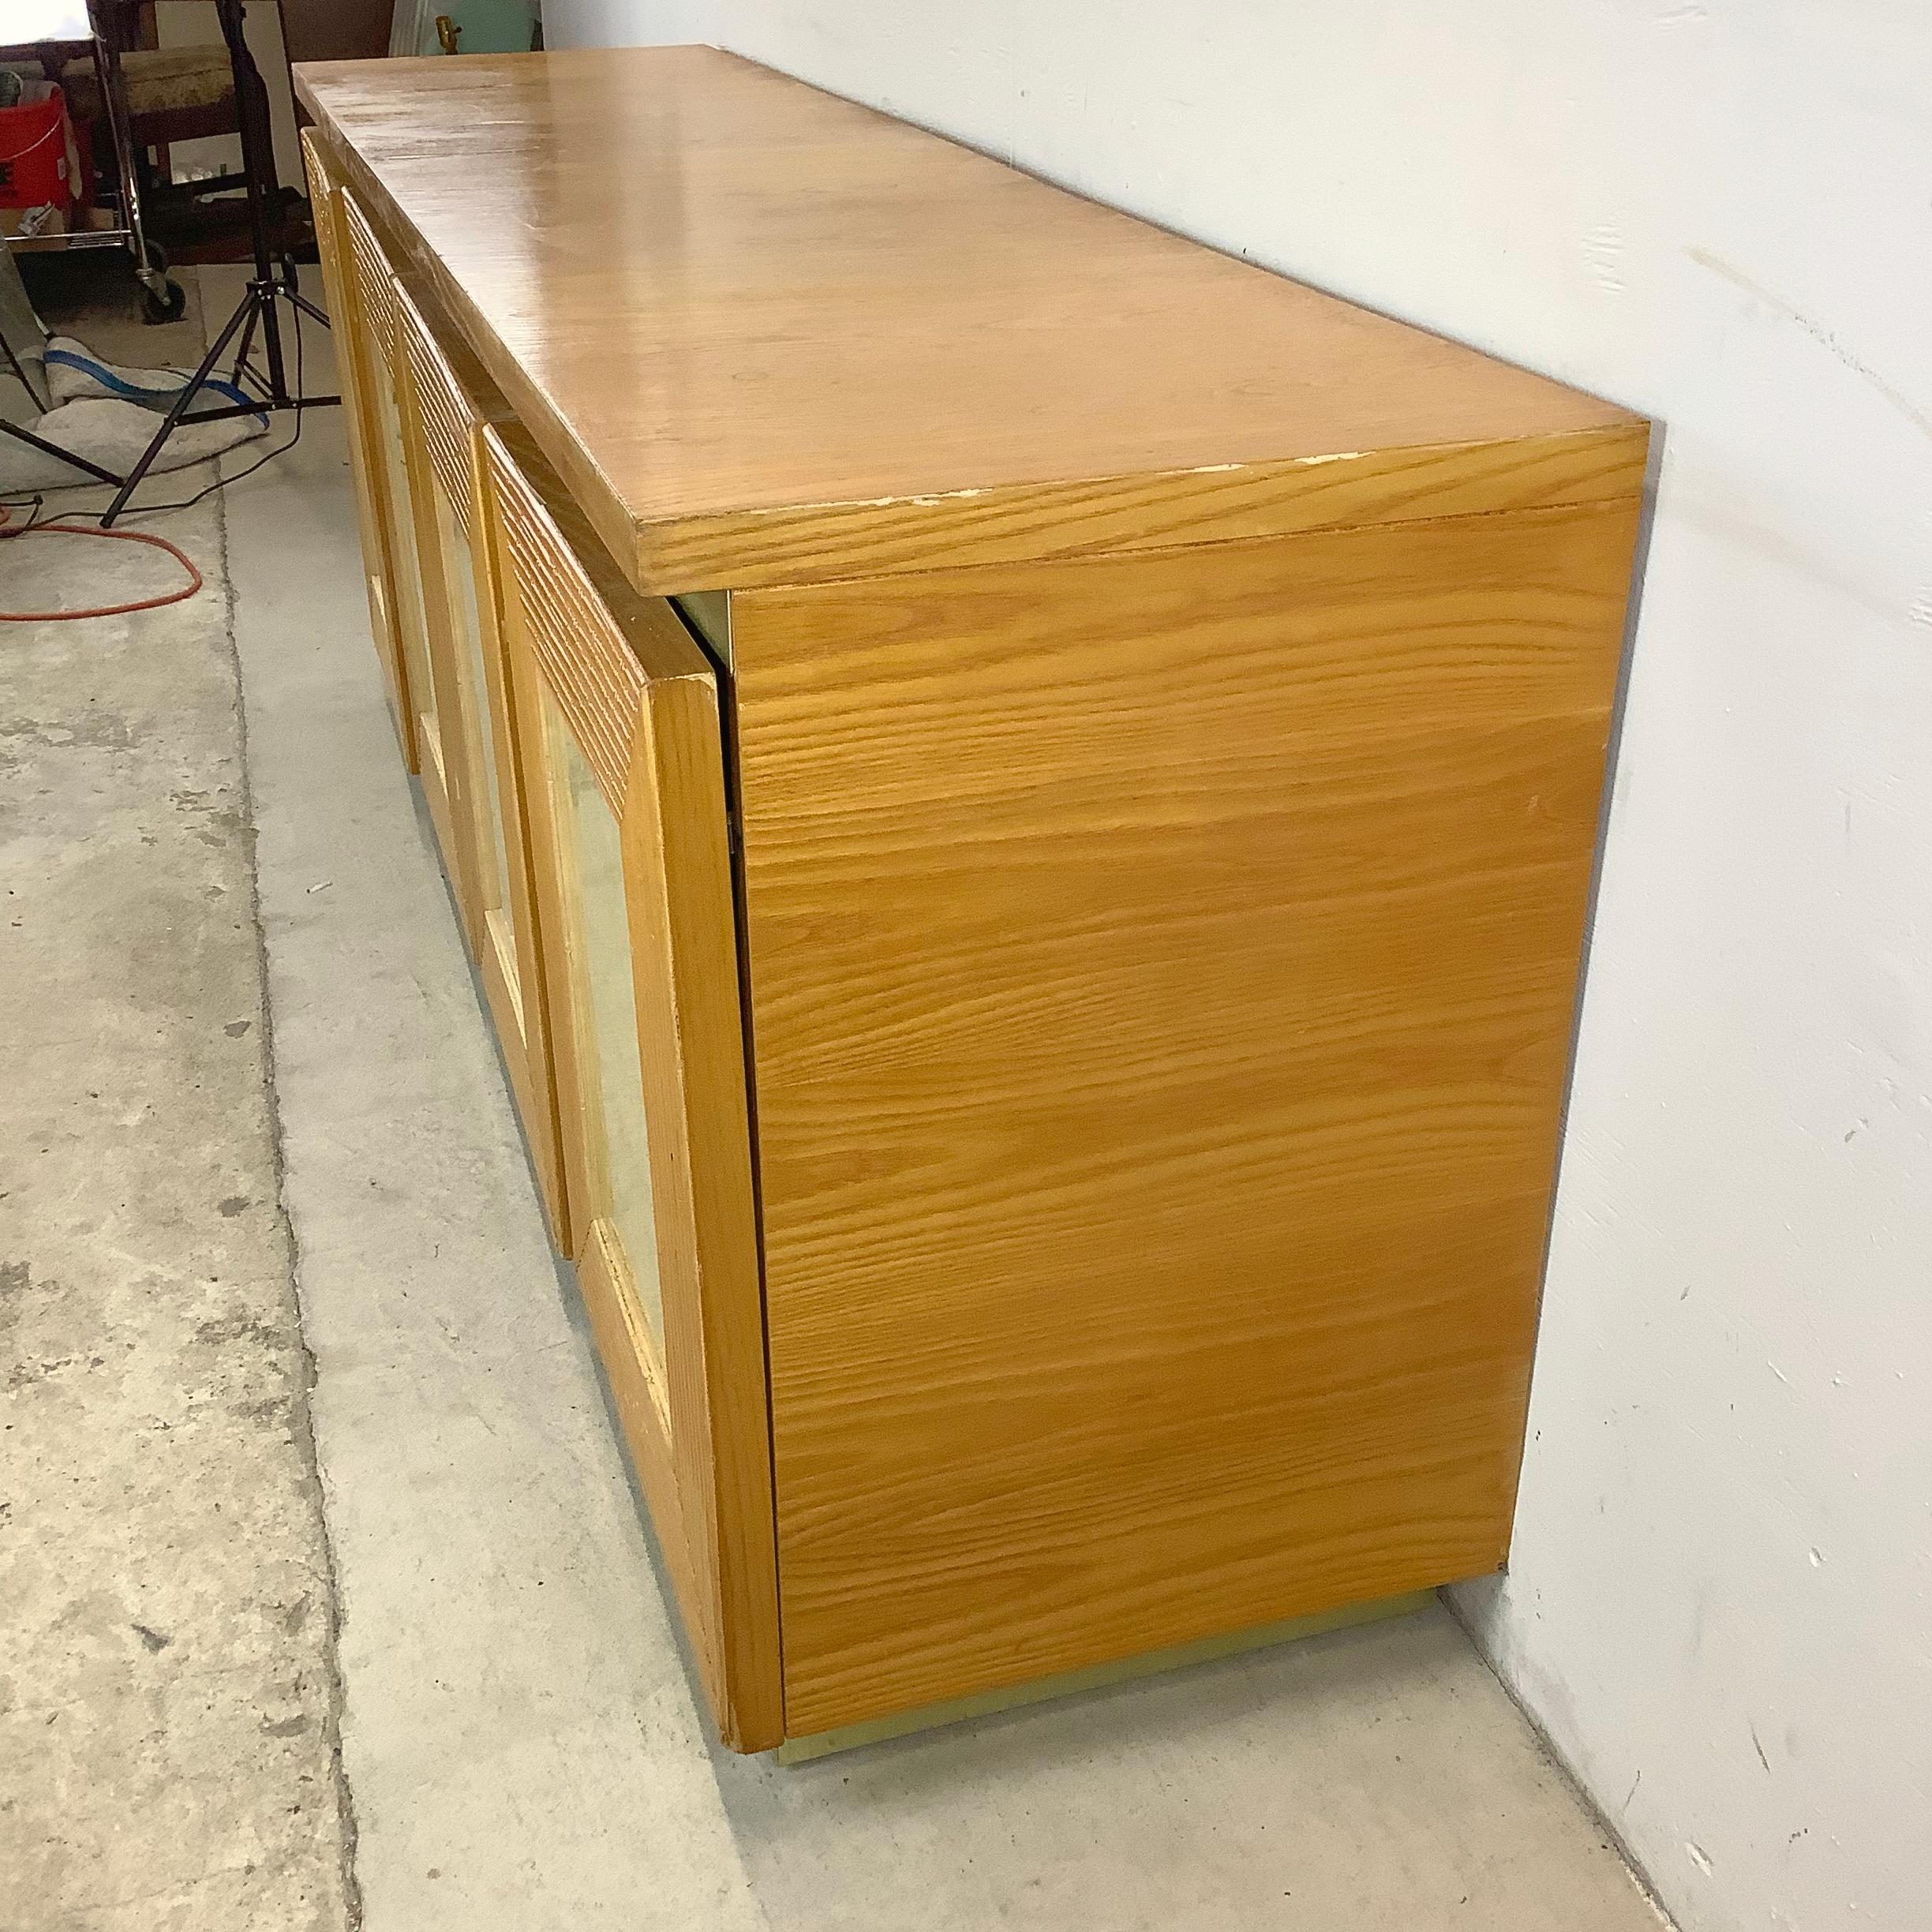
[[406, 313, 477, 533], [399, 287, 480, 538], [335, 194, 436, 747], [300, 128, 346, 301], [393, 290, 571, 1247], [482, 422, 781, 1753], [340, 191, 485, 960], [341, 193, 399, 369], [488, 435, 644, 818], [298, 130, 410, 764]]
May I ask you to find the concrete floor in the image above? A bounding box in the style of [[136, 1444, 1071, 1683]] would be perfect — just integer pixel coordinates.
[[6, 268, 1671, 1930], [2, 278, 353, 1930]]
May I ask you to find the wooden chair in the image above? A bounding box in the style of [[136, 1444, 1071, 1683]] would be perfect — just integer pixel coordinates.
[[10, 3, 298, 268]]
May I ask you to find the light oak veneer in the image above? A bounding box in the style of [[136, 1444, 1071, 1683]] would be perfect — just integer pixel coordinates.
[[298, 46, 1642, 594], [732, 499, 1639, 1728]]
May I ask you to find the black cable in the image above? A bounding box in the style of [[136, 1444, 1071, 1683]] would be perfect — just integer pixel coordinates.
[[0, 492, 51, 535]]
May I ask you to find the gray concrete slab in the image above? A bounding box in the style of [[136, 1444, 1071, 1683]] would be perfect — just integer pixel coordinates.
[[0, 275, 352, 1932]]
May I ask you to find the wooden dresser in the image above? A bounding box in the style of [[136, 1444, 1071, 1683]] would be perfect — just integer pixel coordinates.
[[294, 45, 1646, 1755]]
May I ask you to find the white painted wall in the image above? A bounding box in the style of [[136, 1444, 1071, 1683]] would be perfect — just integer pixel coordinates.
[[542, 0, 711, 48], [539, 6, 1932, 1929]]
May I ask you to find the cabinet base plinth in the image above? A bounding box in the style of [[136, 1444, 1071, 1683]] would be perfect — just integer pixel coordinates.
[[773, 1589, 1437, 1764]]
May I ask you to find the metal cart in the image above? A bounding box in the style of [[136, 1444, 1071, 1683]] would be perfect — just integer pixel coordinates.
[[2, 0, 185, 324]]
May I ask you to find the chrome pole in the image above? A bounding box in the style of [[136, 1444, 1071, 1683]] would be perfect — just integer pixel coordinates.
[[84, 0, 168, 305]]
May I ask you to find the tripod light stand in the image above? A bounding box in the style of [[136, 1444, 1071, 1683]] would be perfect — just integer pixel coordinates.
[[99, 0, 337, 526]]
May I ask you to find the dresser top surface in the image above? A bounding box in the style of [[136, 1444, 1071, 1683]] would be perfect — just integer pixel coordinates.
[[298, 46, 1642, 590]]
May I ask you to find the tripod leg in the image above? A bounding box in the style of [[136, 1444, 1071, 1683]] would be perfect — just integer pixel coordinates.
[[0, 417, 124, 489], [257, 282, 291, 406], [285, 284, 331, 332], [99, 294, 257, 528], [230, 301, 263, 392]]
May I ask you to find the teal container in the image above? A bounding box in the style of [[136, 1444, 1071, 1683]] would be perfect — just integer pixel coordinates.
[[414, 1, 538, 56]]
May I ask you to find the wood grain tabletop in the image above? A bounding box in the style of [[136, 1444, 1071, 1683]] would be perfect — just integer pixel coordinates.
[[298, 46, 1643, 590]]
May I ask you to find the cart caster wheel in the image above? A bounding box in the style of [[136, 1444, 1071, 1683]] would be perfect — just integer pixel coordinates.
[[141, 277, 187, 326]]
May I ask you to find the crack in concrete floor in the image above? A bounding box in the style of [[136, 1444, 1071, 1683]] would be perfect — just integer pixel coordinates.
[[0, 271, 355, 1932]]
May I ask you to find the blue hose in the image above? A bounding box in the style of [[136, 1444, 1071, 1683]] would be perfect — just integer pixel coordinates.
[[43, 346, 268, 425]]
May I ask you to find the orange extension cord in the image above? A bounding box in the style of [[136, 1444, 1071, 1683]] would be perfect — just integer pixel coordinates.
[[0, 499, 204, 622]]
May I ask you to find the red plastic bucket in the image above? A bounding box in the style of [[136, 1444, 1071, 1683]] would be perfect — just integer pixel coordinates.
[[0, 85, 81, 213]]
